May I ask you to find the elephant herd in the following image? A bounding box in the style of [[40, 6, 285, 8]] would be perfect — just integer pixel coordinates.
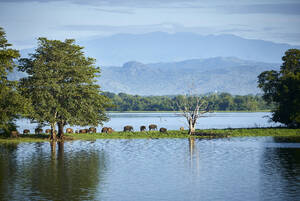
[[19, 124, 175, 135], [124, 124, 168, 133]]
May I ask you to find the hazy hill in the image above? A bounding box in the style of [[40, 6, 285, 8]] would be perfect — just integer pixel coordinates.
[[17, 32, 293, 95], [79, 32, 299, 65], [98, 57, 280, 95], [8, 57, 280, 95]]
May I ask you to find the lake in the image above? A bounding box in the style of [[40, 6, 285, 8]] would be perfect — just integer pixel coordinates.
[[0, 137, 299, 201], [15, 112, 280, 133]]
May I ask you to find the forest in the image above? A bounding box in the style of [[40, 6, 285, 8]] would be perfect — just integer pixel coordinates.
[[102, 92, 272, 112]]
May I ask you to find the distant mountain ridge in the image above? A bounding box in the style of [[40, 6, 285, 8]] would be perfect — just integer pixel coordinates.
[[17, 32, 294, 95], [98, 57, 280, 95], [78, 32, 299, 65]]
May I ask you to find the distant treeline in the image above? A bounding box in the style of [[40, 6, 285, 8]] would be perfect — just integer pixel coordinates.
[[102, 92, 273, 112]]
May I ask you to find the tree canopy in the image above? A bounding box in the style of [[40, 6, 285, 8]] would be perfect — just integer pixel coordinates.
[[18, 37, 110, 139], [0, 27, 27, 134], [258, 49, 300, 128]]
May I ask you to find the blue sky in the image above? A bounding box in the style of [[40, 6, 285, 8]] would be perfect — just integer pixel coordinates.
[[1, 0, 300, 49]]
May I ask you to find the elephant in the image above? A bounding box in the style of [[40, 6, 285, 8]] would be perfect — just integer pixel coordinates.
[[66, 128, 74, 133], [23, 129, 30, 134], [140, 125, 146, 131], [124, 125, 133, 132], [159, 127, 167, 133], [35, 128, 43, 134], [79, 129, 88, 133], [149, 124, 157, 131], [101, 127, 108, 133], [107, 127, 114, 134], [89, 127, 97, 133]]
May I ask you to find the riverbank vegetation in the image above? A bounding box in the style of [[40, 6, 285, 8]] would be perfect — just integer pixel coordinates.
[[1, 128, 299, 143], [103, 92, 273, 112]]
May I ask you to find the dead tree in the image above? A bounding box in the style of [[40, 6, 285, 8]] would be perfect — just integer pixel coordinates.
[[176, 95, 209, 135]]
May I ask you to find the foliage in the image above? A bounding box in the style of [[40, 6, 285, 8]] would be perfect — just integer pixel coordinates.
[[102, 92, 272, 112], [18, 38, 110, 139], [258, 49, 300, 127], [0, 27, 28, 134]]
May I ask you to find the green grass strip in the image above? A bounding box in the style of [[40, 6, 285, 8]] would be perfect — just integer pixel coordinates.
[[0, 128, 299, 143]]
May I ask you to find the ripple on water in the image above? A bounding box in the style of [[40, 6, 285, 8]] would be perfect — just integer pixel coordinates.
[[0, 137, 299, 201]]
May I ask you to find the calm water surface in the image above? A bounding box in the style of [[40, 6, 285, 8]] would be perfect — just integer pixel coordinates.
[[16, 112, 280, 133], [0, 137, 299, 201]]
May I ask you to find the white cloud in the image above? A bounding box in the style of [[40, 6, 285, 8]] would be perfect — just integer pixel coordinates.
[[0, 0, 300, 49]]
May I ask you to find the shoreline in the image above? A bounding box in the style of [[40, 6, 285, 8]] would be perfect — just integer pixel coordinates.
[[0, 127, 299, 143], [107, 110, 271, 113]]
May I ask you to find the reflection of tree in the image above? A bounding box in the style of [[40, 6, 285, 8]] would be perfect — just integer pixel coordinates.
[[260, 138, 300, 201], [31, 142, 107, 200], [0, 143, 19, 201], [188, 137, 202, 177], [189, 137, 195, 159], [0, 142, 108, 201]]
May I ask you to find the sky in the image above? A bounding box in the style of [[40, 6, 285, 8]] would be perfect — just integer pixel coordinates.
[[1, 0, 300, 49]]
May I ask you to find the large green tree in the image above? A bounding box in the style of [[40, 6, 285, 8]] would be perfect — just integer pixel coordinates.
[[0, 27, 27, 134], [19, 38, 110, 140], [258, 49, 300, 127]]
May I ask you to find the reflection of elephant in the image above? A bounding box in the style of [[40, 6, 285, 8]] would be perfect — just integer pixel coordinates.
[[123, 125, 133, 132], [140, 126, 146, 131], [149, 124, 157, 131]]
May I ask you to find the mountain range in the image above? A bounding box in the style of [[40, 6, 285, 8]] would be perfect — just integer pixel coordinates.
[[78, 32, 299, 66], [98, 57, 280, 95], [17, 32, 297, 95]]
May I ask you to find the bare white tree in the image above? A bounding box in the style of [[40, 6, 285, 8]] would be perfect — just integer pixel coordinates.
[[175, 93, 209, 135]]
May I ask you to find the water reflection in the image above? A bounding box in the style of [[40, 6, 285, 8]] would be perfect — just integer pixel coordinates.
[[0, 143, 19, 201], [1, 138, 300, 201], [260, 138, 300, 201], [188, 137, 202, 178], [0, 142, 108, 201]]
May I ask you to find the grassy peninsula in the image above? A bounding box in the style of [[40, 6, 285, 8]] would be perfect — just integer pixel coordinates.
[[1, 128, 299, 143]]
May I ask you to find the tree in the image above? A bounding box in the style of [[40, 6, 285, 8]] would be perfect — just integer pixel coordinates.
[[18, 38, 110, 140], [258, 49, 300, 127], [175, 94, 209, 134], [0, 27, 27, 134]]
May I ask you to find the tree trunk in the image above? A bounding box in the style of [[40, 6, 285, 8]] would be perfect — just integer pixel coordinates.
[[57, 121, 64, 139], [188, 119, 196, 135], [50, 123, 57, 141]]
